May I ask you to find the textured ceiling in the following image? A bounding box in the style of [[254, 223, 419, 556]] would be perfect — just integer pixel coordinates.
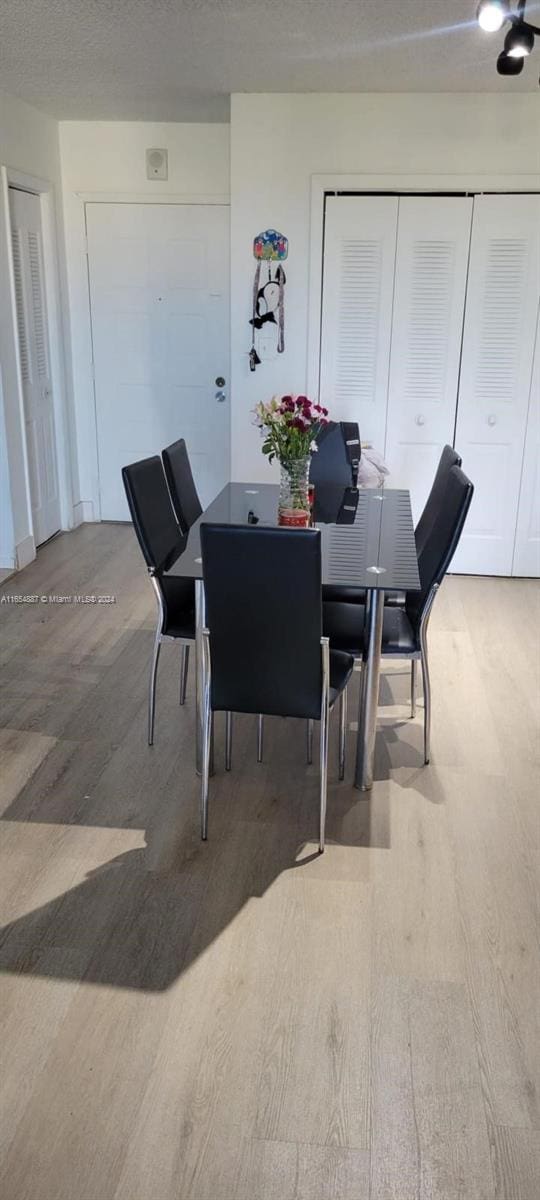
[[1, 1, 539, 122]]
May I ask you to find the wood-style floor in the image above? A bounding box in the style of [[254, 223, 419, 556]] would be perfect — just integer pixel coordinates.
[[0, 523, 538, 1200]]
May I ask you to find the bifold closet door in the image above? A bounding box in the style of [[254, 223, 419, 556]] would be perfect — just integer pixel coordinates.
[[452, 194, 540, 576], [384, 196, 473, 524], [513, 306, 540, 577], [9, 187, 61, 547], [320, 196, 398, 448]]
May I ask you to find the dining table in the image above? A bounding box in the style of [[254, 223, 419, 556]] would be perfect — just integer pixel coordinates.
[[165, 481, 420, 790]]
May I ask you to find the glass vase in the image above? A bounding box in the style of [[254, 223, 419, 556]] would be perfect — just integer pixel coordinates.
[[278, 456, 311, 526]]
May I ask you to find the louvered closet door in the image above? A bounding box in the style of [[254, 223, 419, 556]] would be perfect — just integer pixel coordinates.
[[513, 305, 540, 577], [9, 188, 61, 547], [320, 196, 398, 448], [384, 197, 473, 524], [452, 194, 540, 576]]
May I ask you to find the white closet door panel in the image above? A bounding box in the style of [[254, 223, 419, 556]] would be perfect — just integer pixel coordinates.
[[385, 197, 473, 523], [513, 307, 540, 577], [9, 188, 60, 547], [452, 194, 540, 575], [320, 196, 398, 448]]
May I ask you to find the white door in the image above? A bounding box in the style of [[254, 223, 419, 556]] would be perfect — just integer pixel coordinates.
[[513, 306, 540, 577], [452, 194, 540, 576], [384, 196, 473, 524], [319, 196, 399, 449], [9, 187, 61, 547], [87, 203, 230, 521]]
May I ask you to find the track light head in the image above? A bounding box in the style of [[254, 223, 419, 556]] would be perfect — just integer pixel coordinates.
[[477, 2, 539, 79], [497, 48, 525, 72], [504, 23, 535, 56], [477, 0, 509, 31]]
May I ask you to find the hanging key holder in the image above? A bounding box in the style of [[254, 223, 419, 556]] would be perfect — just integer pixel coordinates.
[[248, 229, 288, 371]]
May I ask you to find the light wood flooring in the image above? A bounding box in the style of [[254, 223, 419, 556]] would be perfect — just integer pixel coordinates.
[[0, 523, 539, 1200]]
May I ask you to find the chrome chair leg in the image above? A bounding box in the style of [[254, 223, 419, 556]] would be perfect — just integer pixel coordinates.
[[257, 714, 264, 763], [410, 659, 417, 719], [338, 688, 347, 781], [201, 629, 212, 839], [418, 582, 438, 766], [148, 628, 162, 746], [179, 644, 189, 705], [307, 719, 314, 764], [225, 711, 233, 771], [319, 638, 330, 853], [420, 642, 431, 765]]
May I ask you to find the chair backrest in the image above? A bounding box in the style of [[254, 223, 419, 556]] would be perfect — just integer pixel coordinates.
[[415, 444, 462, 555], [309, 422, 360, 489], [162, 438, 202, 534], [122, 455, 186, 573], [406, 464, 474, 632], [201, 524, 324, 719]]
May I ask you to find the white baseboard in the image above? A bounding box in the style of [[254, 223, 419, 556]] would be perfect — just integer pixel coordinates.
[[72, 500, 96, 526], [15, 534, 36, 570]]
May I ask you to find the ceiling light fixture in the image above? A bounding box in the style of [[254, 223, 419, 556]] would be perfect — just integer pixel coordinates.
[[477, 1, 509, 32], [504, 22, 535, 53], [476, 0, 540, 76], [497, 48, 525, 70]]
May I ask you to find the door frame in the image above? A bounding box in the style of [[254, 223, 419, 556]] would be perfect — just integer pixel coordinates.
[[0, 165, 73, 567], [307, 172, 540, 402], [83, 195, 230, 521]]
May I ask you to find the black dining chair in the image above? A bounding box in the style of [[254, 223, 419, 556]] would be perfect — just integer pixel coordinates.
[[322, 464, 474, 765], [199, 525, 354, 851], [310, 421, 361, 490], [122, 456, 195, 744], [162, 437, 203, 535], [322, 445, 463, 622]]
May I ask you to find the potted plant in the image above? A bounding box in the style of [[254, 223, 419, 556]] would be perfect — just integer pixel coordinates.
[[254, 395, 330, 525]]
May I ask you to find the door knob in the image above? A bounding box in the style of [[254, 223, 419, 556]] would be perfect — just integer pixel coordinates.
[[487, 414, 497, 426], [415, 414, 426, 426], [216, 390, 226, 403]]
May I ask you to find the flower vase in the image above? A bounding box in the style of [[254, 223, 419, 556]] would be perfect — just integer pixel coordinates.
[[278, 456, 311, 527]]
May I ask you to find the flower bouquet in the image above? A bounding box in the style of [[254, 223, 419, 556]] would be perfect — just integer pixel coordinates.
[[254, 395, 330, 526]]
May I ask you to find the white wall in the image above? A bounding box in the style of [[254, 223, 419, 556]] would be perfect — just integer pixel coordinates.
[[0, 90, 71, 566], [59, 120, 230, 519], [230, 93, 540, 481]]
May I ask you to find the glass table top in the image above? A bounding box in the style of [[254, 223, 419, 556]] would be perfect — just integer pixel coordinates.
[[165, 481, 421, 592]]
